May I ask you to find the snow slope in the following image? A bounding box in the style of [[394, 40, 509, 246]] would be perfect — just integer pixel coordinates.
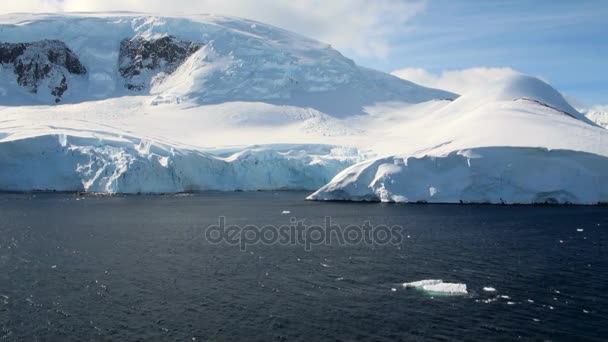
[[0, 14, 606, 203]]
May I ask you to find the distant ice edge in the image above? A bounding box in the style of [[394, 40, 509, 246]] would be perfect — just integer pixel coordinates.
[[307, 146, 608, 205]]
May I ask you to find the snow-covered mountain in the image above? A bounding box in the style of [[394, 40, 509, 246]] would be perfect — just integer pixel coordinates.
[[0, 13, 453, 114], [309, 75, 608, 204], [0, 13, 606, 204]]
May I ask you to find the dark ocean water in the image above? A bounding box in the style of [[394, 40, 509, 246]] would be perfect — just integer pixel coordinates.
[[0, 192, 607, 341]]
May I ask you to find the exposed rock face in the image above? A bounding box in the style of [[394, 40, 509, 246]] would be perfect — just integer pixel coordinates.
[[0, 40, 87, 103], [119, 35, 203, 91]]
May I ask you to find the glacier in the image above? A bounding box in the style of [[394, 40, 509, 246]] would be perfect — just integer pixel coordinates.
[[0, 13, 607, 204]]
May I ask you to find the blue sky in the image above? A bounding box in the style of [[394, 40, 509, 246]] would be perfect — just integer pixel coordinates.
[[355, 0, 607, 106], [2, 0, 606, 105]]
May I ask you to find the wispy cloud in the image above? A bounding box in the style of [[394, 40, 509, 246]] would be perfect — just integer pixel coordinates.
[[0, 0, 427, 59], [391, 67, 519, 95]]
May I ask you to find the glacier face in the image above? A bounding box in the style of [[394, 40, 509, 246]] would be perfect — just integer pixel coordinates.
[[0, 134, 357, 193], [0, 13, 606, 204]]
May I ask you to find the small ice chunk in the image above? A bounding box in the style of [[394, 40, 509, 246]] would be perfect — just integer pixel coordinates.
[[507, 301, 515, 305], [583, 309, 589, 314], [391, 288, 397, 292], [281, 210, 291, 214], [500, 295, 510, 299], [403, 279, 467, 295], [479, 297, 498, 304], [533, 318, 540, 322], [527, 299, 534, 303], [483, 287, 496, 292], [577, 228, 584, 232], [51, 265, 57, 269]]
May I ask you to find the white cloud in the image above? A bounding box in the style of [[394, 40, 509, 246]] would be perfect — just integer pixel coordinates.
[[391, 67, 520, 94], [0, 0, 427, 59], [1, 0, 62, 13]]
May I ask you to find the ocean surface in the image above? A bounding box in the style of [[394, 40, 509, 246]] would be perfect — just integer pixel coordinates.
[[1, 192, 607, 341]]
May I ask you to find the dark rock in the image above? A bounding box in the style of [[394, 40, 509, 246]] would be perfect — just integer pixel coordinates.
[[0, 40, 87, 103], [119, 35, 203, 91]]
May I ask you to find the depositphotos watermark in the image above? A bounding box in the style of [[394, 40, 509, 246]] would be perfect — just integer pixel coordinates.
[[204, 216, 405, 251]]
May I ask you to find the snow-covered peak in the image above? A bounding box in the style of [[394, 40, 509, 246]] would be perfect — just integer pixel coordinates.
[[0, 13, 455, 113]]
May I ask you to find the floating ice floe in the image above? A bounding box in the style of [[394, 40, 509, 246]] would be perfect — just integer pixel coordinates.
[[483, 287, 496, 292], [577, 228, 584, 232], [281, 210, 291, 214], [403, 279, 468, 295]]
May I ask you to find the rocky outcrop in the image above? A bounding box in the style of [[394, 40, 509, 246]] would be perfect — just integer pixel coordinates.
[[0, 40, 87, 103], [119, 35, 203, 91]]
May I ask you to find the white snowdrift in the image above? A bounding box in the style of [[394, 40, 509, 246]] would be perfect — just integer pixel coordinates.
[[307, 146, 608, 204], [0, 134, 355, 193]]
